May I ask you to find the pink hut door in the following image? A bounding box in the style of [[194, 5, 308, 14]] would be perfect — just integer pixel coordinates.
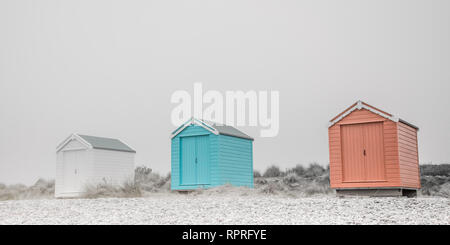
[[341, 122, 386, 182], [362, 122, 386, 181]]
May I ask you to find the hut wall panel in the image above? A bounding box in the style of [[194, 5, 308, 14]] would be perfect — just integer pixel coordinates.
[[171, 136, 180, 188], [91, 149, 135, 185], [55, 151, 64, 196], [218, 135, 253, 187], [209, 134, 220, 186], [397, 122, 421, 188]]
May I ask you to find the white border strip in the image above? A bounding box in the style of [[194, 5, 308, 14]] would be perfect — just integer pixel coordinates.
[[170, 118, 219, 139], [56, 133, 93, 153]]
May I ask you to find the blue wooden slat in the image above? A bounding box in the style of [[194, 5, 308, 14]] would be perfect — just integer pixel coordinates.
[[218, 135, 254, 187]]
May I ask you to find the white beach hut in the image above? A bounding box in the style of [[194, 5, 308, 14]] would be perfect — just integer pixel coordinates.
[[55, 133, 136, 198]]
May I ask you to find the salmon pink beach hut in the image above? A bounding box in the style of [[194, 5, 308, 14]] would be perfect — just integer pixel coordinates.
[[328, 101, 421, 197]]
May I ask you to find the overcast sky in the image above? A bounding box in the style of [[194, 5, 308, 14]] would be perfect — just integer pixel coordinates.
[[1, 0, 449, 185]]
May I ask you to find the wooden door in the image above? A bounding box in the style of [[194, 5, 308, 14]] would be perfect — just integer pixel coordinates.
[[63, 150, 82, 193], [180, 136, 197, 185], [180, 135, 211, 185], [341, 122, 386, 182], [341, 124, 366, 182], [196, 135, 210, 185], [362, 122, 386, 181]]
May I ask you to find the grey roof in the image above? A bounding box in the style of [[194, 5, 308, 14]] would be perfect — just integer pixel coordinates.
[[78, 134, 136, 153], [210, 123, 254, 140]]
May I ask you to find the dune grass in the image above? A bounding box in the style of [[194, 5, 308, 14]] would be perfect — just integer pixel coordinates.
[[0, 179, 54, 201], [1, 163, 449, 200], [82, 166, 171, 198]]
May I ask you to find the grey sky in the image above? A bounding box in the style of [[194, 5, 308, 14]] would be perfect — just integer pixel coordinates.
[[1, 0, 449, 184]]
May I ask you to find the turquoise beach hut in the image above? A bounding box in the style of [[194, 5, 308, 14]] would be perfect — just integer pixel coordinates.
[[171, 118, 254, 190]]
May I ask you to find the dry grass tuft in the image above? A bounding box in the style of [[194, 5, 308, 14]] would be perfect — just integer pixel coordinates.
[[82, 166, 171, 198], [0, 179, 54, 201], [83, 179, 141, 198]]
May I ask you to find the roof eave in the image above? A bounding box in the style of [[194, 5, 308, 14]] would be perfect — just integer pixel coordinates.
[[170, 118, 219, 139], [328, 101, 419, 131], [56, 133, 93, 153], [91, 146, 136, 153], [218, 132, 254, 141], [399, 119, 419, 131]]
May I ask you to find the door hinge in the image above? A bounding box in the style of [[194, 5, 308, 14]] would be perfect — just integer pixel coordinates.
[[363, 149, 366, 156]]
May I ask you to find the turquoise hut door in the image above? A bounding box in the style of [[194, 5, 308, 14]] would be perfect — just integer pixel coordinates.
[[196, 135, 210, 185], [180, 135, 210, 186], [180, 136, 197, 185]]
